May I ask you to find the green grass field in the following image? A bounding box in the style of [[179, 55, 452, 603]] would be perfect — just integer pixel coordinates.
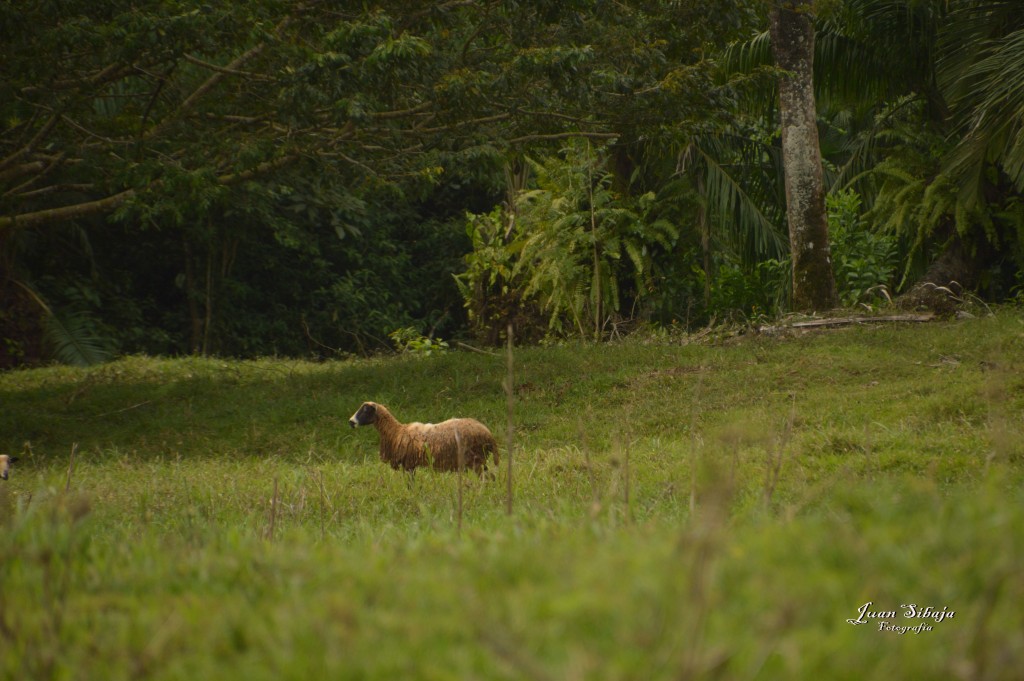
[[2, 314, 1023, 680]]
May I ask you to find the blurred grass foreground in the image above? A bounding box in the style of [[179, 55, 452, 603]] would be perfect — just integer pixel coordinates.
[[2, 313, 1023, 680]]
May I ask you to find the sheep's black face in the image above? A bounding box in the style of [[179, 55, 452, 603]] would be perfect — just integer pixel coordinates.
[[348, 402, 377, 428]]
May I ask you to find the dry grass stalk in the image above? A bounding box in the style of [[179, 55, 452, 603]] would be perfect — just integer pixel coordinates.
[[505, 322, 514, 515], [65, 443, 78, 493], [763, 395, 796, 507], [318, 469, 327, 542], [456, 429, 465, 535], [266, 476, 279, 542], [689, 371, 706, 514], [622, 436, 631, 523]]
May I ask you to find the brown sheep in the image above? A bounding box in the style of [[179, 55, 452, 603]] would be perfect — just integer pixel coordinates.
[[348, 401, 499, 474], [0, 454, 17, 481]]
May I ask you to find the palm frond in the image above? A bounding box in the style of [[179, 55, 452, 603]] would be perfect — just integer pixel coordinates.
[[692, 139, 787, 264], [943, 20, 1024, 197], [43, 308, 113, 367], [937, 0, 1022, 103], [814, 30, 891, 106], [722, 29, 772, 73]]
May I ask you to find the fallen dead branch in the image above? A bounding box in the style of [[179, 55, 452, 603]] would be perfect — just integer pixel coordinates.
[[759, 313, 935, 334]]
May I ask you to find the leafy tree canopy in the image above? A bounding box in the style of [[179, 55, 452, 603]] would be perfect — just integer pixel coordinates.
[[1, 0, 762, 363], [1, 0, 758, 232]]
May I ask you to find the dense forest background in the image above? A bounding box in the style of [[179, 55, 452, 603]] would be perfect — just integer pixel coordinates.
[[3, 0, 1023, 367]]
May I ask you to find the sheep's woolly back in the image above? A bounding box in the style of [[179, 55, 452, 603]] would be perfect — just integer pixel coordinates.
[[350, 402, 498, 474]]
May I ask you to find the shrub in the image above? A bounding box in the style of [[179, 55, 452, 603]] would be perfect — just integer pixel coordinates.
[[828, 189, 897, 306]]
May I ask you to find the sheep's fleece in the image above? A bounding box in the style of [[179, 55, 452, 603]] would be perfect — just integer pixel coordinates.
[[0, 454, 17, 481], [349, 402, 498, 473]]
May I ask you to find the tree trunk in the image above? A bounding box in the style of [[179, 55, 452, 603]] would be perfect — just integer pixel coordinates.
[[769, 1, 837, 311]]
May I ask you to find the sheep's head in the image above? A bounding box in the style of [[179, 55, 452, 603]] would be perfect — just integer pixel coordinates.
[[0, 454, 17, 481], [349, 402, 379, 428]]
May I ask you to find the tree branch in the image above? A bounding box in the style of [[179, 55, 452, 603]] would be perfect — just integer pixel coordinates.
[[0, 155, 301, 232], [370, 101, 434, 119], [141, 13, 297, 142], [387, 112, 511, 135], [19, 61, 135, 95], [0, 161, 47, 185], [0, 110, 63, 172], [142, 42, 269, 141], [2, 153, 68, 198], [182, 53, 271, 80], [508, 131, 619, 144], [518, 109, 598, 125], [216, 154, 300, 185], [9, 183, 96, 200], [0, 190, 136, 232]]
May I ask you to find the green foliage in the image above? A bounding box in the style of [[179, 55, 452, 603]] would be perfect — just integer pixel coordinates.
[[808, 1, 1024, 297], [828, 189, 897, 304], [708, 257, 790, 319], [867, 127, 976, 250], [1011, 269, 1024, 306], [456, 144, 684, 340], [864, 102, 1024, 293], [453, 206, 544, 344], [388, 327, 449, 356]]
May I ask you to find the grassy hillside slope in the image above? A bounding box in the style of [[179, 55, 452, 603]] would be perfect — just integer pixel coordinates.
[[2, 314, 1023, 679]]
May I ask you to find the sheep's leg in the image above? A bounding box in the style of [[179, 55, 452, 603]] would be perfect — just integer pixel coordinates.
[[469, 453, 493, 481], [405, 468, 417, 491]]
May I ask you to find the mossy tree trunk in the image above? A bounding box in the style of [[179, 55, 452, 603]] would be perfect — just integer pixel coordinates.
[[770, 0, 838, 312]]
